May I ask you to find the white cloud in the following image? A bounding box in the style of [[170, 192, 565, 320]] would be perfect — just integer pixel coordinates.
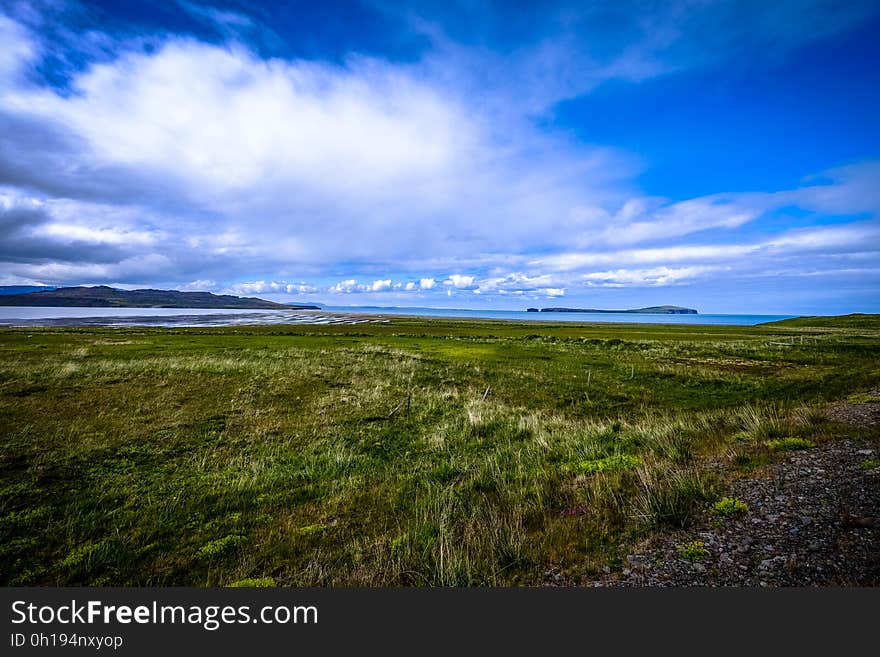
[[287, 283, 318, 294], [39, 223, 158, 246], [0, 15, 34, 83], [793, 161, 880, 215], [593, 193, 769, 246], [531, 221, 880, 272], [445, 274, 476, 288], [11, 41, 474, 195], [181, 279, 216, 291], [405, 281, 416, 291], [477, 272, 560, 293], [328, 279, 361, 294], [229, 280, 280, 294], [227, 280, 319, 295], [0, 19, 637, 276], [582, 266, 721, 287], [371, 279, 392, 292], [420, 278, 436, 289], [14, 254, 173, 283]]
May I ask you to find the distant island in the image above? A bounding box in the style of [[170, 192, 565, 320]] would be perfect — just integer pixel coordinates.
[[527, 305, 698, 314], [0, 285, 321, 310]]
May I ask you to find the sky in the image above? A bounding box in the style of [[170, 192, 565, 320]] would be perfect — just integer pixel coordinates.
[[1, 0, 879, 314]]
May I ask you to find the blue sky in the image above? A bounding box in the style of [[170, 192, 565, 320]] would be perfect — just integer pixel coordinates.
[[0, 1, 878, 314]]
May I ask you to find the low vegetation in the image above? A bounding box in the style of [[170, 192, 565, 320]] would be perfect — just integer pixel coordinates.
[[0, 315, 877, 585], [847, 392, 880, 405], [766, 437, 815, 452], [713, 497, 750, 518], [677, 539, 710, 561]]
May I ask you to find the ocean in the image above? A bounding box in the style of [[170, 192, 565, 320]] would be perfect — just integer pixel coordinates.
[[0, 305, 796, 327], [322, 306, 795, 325]]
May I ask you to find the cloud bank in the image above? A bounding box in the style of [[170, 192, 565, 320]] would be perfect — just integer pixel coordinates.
[[0, 2, 877, 313]]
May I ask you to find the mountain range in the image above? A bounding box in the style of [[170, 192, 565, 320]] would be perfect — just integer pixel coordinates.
[[0, 285, 320, 309]]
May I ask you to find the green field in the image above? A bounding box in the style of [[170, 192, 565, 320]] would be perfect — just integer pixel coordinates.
[[1, 315, 878, 585]]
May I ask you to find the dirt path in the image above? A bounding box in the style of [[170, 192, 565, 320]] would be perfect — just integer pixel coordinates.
[[596, 401, 880, 587]]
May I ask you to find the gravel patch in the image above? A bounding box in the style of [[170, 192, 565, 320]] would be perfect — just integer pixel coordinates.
[[577, 397, 880, 587], [598, 439, 879, 586], [826, 393, 880, 428]]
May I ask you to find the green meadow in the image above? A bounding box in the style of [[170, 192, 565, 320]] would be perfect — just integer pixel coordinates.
[[0, 315, 878, 585]]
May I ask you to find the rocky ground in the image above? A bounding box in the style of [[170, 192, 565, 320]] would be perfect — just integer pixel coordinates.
[[594, 399, 880, 587]]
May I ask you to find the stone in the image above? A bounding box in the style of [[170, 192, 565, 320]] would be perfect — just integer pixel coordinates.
[[759, 556, 787, 570], [626, 554, 650, 567]]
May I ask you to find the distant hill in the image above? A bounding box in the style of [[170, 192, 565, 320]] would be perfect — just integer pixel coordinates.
[[0, 286, 57, 295], [286, 301, 324, 308], [761, 313, 878, 329], [0, 285, 321, 310], [536, 305, 698, 314]]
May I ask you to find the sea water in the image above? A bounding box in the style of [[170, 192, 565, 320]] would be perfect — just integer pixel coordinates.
[[0, 306, 796, 327]]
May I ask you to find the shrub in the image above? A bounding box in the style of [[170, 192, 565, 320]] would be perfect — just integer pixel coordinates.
[[860, 459, 880, 471], [713, 497, 749, 518]]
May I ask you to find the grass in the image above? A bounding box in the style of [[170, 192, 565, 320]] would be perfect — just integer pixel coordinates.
[[0, 314, 877, 585], [571, 453, 641, 475], [847, 392, 880, 405]]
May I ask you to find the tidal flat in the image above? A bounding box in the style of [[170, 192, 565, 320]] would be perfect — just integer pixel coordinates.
[[0, 314, 877, 585]]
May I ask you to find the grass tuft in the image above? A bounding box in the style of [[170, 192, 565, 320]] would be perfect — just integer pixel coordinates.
[[198, 535, 246, 560], [712, 497, 749, 518], [677, 539, 710, 561], [227, 577, 276, 587], [632, 464, 716, 528], [766, 437, 815, 452]]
